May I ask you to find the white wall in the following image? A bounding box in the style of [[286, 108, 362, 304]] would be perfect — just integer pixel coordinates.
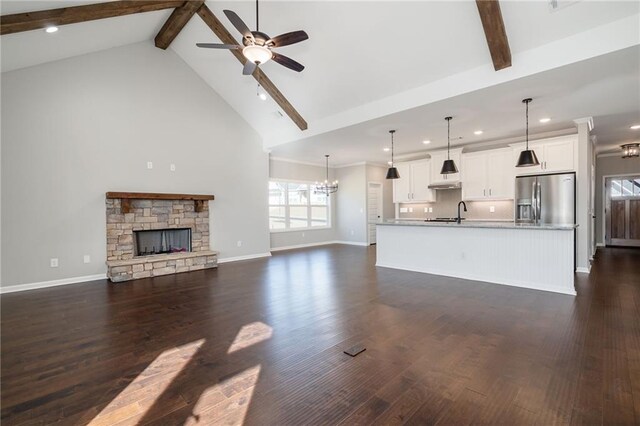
[[595, 154, 640, 244], [336, 164, 368, 243], [269, 158, 337, 249], [1, 41, 270, 288]]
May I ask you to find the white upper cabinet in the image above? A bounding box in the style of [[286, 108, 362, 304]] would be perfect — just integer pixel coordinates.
[[392, 159, 435, 203], [429, 148, 462, 184], [511, 135, 577, 176], [461, 148, 514, 201]]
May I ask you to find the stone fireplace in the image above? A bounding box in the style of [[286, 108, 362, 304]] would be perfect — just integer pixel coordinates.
[[105, 192, 218, 282]]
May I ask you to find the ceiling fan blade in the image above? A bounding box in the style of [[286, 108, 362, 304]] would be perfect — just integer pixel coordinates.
[[268, 30, 309, 47], [272, 53, 305, 72], [196, 43, 240, 49], [243, 61, 257, 75], [223, 10, 254, 42]]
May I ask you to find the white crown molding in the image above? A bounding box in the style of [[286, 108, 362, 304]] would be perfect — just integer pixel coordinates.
[[0, 274, 107, 294], [269, 156, 329, 168], [573, 117, 594, 131]]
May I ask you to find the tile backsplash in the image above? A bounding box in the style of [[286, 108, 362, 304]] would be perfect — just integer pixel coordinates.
[[398, 189, 514, 220]]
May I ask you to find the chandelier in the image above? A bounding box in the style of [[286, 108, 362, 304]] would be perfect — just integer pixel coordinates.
[[621, 143, 639, 158], [314, 155, 338, 196]]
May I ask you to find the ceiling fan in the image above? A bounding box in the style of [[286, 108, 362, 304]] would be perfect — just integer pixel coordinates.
[[196, 0, 309, 76]]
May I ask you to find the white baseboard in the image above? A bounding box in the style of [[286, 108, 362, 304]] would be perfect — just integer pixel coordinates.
[[596, 243, 605, 247], [0, 274, 107, 295], [271, 240, 369, 252], [217, 252, 272, 264], [271, 241, 336, 252], [576, 266, 591, 274], [334, 240, 369, 247]]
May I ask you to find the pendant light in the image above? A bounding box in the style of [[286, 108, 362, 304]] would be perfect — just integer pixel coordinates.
[[313, 155, 339, 196], [386, 130, 400, 179], [440, 117, 458, 174], [516, 98, 541, 167]]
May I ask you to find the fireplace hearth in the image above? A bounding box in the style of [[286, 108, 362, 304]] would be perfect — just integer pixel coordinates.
[[105, 192, 218, 282]]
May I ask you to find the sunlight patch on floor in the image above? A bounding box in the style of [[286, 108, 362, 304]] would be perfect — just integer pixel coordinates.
[[88, 339, 205, 426], [186, 365, 262, 425], [227, 321, 273, 354]]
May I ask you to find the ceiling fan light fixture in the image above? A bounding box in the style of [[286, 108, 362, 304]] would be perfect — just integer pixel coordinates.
[[242, 45, 272, 64]]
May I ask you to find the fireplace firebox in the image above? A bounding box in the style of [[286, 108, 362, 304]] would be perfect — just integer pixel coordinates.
[[134, 228, 191, 257]]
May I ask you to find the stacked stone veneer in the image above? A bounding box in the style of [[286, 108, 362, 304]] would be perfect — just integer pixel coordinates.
[[105, 198, 217, 282]]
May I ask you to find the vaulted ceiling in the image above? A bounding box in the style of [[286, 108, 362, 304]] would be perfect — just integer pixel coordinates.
[[1, 1, 639, 163]]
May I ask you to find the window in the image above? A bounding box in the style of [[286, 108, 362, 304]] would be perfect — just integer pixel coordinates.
[[269, 181, 330, 231], [610, 178, 640, 198]]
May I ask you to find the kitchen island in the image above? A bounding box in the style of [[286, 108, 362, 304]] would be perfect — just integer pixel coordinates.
[[376, 220, 577, 295]]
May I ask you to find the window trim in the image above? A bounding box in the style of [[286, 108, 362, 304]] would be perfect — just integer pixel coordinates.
[[269, 179, 332, 233]]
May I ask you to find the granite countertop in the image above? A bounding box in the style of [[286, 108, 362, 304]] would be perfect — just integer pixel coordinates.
[[373, 219, 578, 231]]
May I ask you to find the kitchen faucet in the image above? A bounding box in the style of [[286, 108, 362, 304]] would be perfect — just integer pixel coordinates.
[[457, 201, 467, 224]]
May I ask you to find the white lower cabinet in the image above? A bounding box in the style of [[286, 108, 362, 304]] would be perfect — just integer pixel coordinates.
[[392, 159, 435, 203], [462, 148, 514, 200]]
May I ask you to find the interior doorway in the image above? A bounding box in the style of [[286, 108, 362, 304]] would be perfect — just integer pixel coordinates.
[[605, 175, 640, 247], [367, 182, 383, 245]]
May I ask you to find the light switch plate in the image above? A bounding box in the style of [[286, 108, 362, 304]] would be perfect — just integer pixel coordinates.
[[50, 258, 59, 268], [408, 207, 413, 213], [490, 206, 496, 213], [400, 207, 408, 213], [170, 164, 176, 172], [83, 255, 91, 264], [147, 161, 153, 169]]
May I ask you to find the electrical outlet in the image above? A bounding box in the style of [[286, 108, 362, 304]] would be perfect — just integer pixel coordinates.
[[424, 207, 429, 213], [429, 207, 433, 213], [237, 240, 242, 247], [170, 164, 176, 172], [50, 258, 59, 268], [83, 255, 91, 264], [350, 230, 354, 236], [490, 206, 496, 213], [301, 232, 305, 238], [147, 161, 153, 169]]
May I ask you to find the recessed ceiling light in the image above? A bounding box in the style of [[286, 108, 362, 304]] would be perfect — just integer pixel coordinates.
[[630, 124, 640, 130], [474, 130, 483, 135], [422, 140, 431, 145], [539, 117, 551, 123], [258, 93, 267, 101], [45, 26, 59, 33], [383, 147, 390, 152]]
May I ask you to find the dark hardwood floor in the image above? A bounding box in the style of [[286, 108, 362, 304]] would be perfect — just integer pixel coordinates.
[[1, 245, 639, 425]]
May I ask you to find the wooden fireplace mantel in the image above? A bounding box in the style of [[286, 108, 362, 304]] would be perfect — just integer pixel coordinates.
[[106, 192, 215, 213]]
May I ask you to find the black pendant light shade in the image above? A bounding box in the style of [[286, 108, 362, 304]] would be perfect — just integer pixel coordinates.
[[441, 116, 458, 174], [386, 167, 400, 179], [516, 98, 541, 168], [440, 159, 459, 174], [516, 149, 540, 168], [386, 130, 400, 180]]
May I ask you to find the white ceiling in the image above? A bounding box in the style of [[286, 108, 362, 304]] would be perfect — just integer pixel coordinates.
[[1, 1, 639, 163], [270, 45, 640, 166]]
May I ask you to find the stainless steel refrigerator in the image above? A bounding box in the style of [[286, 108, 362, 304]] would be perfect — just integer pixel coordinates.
[[515, 172, 575, 224]]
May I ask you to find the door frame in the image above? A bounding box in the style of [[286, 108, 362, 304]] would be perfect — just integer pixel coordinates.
[[367, 182, 384, 245], [603, 173, 640, 247]]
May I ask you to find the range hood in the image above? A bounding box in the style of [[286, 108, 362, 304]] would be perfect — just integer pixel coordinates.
[[428, 182, 462, 190]]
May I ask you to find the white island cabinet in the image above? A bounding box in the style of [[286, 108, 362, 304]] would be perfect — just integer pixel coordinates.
[[376, 220, 577, 296]]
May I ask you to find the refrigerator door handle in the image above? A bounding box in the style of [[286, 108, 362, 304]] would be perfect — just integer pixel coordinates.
[[532, 179, 537, 223], [537, 182, 542, 223]]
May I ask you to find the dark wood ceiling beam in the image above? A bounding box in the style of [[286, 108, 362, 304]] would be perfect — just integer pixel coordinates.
[[475, 0, 512, 71], [0, 0, 185, 36], [197, 4, 308, 131], [155, 0, 204, 49]]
